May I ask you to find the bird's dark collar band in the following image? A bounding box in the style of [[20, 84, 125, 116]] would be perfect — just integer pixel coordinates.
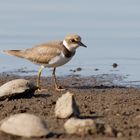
[[62, 44, 75, 58]]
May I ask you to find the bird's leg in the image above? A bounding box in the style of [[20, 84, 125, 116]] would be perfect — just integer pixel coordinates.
[[37, 65, 44, 89], [52, 68, 65, 91]]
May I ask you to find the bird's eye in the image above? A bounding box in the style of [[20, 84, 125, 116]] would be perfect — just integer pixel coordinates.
[[70, 39, 75, 43]]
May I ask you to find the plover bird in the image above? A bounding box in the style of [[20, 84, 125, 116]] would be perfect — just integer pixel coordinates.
[[3, 34, 87, 91]]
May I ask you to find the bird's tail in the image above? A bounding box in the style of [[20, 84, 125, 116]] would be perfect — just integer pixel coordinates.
[[3, 50, 25, 58]]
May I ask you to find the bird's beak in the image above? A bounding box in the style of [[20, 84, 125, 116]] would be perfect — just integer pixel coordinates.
[[78, 41, 87, 48]]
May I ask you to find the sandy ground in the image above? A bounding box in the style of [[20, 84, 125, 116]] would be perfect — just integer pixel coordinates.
[[0, 73, 140, 140]]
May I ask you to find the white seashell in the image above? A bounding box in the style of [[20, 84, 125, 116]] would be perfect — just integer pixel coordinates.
[[0, 79, 37, 99], [64, 118, 97, 135], [55, 92, 79, 119], [0, 113, 49, 137]]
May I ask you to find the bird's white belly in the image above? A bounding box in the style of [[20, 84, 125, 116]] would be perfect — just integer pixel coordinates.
[[45, 53, 73, 68]]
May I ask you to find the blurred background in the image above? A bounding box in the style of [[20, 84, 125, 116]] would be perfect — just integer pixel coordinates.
[[0, 0, 140, 85]]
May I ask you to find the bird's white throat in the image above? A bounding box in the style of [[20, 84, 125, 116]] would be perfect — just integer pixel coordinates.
[[63, 40, 76, 52]]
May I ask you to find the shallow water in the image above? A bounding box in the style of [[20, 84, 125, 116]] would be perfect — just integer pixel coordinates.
[[0, 0, 140, 86]]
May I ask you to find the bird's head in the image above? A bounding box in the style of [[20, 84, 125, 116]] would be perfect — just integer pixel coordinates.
[[63, 34, 87, 52]]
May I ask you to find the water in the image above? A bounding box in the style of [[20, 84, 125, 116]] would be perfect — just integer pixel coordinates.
[[0, 0, 140, 86]]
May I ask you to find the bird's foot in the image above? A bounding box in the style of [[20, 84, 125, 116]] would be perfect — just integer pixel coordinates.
[[55, 85, 66, 92], [36, 87, 48, 92], [36, 86, 42, 92]]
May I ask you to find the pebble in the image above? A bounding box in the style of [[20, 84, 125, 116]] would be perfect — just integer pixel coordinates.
[[64, 118, 97, 135], [0, 79, 37, 99], [117, 132, 123, 137], [104, 125, 115, 136], [0, 113, 49, 137], [94, 68, 99, 71], [112, 63, 118, 68], [55, 92, 79, 119], [76, 67, 82, 71], [135, 115, 140, 119]]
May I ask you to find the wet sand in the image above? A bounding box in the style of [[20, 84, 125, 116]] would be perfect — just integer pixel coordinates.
[[0, 73, 140, 140]]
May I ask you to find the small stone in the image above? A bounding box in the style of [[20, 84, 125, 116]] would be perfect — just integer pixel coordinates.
[[117, 132, 123, 137], [94, 68, 99, 71], [64, 118, 97, 135], [112, 63, 118, 68], [0, 79, 37, 100], [76, 67, 82, 71], [0, 113, 49, 137], [135, 115, 140, 119], [135, 115, 140, 125], [55, 92, 79, 119], [104, 125, 115, 137]]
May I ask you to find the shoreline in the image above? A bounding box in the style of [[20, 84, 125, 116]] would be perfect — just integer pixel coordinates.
[[1, 71, 140, 89]]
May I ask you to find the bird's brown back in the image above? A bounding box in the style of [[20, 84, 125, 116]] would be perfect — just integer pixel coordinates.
[[24, 41, 63, 64], [4, 41, 63, 65]]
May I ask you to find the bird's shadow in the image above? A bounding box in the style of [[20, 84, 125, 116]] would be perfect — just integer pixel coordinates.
[[3, 91, 51, 101], [2, 90, 35, 101]]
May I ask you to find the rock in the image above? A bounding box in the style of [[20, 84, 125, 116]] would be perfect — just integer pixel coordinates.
[[104, 125, 116, 137], [96, 123, 117, 137], [76, 67, 82, 71], [94, 68, 99, 71], [117, 132, 123, 137], [70, 67, 82, 73], [0, 79, 37, 100], [0, 113, 49, 137], [112, 63, 118, 68], [135, 115, 140, 126], [64, 118, 97, 135], [55, 92, 79, 119], [105, 125, 114, 137], [135, 115, 140, 119]]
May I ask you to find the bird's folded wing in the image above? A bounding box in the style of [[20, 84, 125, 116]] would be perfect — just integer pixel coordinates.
[[24, 41, 62, 64]]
